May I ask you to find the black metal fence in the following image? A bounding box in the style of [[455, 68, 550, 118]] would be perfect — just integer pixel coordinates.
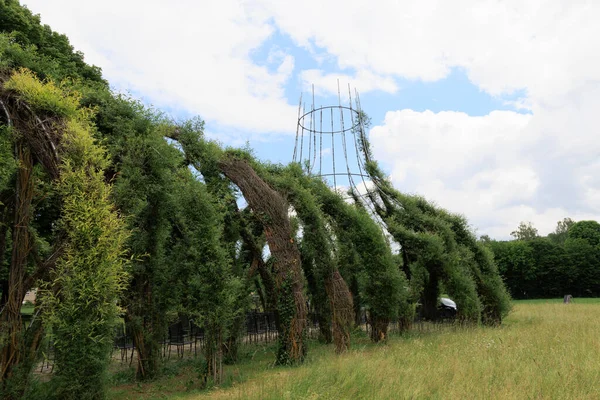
[[38, 309, 454, 372]]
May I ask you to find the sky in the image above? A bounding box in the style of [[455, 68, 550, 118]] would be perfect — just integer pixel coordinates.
[[22, 0, 600, 239]]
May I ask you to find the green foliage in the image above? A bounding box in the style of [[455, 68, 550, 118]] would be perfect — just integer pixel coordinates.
[[443, 213, 511, 324], [0, 0, 104, 83], [302, 171, 408, 339], [563, 238, 600, 297], [93, 98, 244, 380], [363, 154, 510, 325], [443, 254, 482, 322], [112, 113, 183, 379], [172, 118, 242, 260], [510, 221, 539, 241], [487, 224, 600, 299], [172, 167, 243, 379], [487, 240, 537, 298], [547, 217, 574, 245], [567, 220, 600, 247], [4, 68, 85, 117], [32, 83, 128, 398]]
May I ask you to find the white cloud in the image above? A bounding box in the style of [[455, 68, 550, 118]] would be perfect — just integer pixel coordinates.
[[24, 0, 298, 134], [258, 0, 600, 104], [369, 105, 600, 238]]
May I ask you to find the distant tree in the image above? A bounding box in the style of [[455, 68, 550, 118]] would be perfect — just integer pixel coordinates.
[[488, 240, 537, 299], [567, 220, 600, 247], [564, 237, 600, 297], [557, 217, 575, 234], [548, 218, 575, 244], [527, 238, 569, 297], [510, 221, 539, 241], [479, 234, 492, 243]]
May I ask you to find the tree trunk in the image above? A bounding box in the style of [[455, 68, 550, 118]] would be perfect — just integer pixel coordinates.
[[241, 225, 277, 312], [326, 271, 353, 353], [203, 327, 223, 386], [222, 313, 244, 364], [302, 252, 332, 344], [0, 201, 11, 308], [421, 269, 439, 321], [219, 157, 307, 365], [369, 314, 389, 342], [131, 280, 161, 380], [350, 277, 362, 327], [0, 144, 34, 396]]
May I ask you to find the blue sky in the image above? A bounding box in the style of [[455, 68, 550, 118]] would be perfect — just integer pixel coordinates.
[[23, 0, 600, 239], [231, 27, 530, 164]]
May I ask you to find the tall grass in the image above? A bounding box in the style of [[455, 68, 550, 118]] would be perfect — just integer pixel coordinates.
[[195, 301, 600, 400]]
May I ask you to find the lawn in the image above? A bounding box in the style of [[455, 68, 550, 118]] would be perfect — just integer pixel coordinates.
[[109, 299, 600, 400], [21, 303, 35, 315]]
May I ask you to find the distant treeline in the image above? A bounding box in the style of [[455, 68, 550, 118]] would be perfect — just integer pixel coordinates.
[[483, 219, 600, 299]]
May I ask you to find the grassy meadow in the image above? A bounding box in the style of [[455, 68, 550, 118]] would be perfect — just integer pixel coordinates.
[[110, 300, 600, 400]]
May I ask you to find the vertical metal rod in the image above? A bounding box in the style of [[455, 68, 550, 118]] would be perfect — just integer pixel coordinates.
[[299, 102, 306, 164], [338, 80, 352, 192], [331, 107, 336, 190], [312, 84, 317, 172], [308, 95, 313, 172], [293, 93, 302, 162], [319, 107, 323, 176]]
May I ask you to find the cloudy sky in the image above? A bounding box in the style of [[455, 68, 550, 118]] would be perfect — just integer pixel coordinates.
[[23, 0, 600, 239]]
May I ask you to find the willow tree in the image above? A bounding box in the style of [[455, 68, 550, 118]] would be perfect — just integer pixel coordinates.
[[267, 164, 353, 352], [0, 70, 55, 397], [373, 188, 481, 322], [170, 168, 242, 384], [218, 153, 307, 364], [361, 134, 510, 324], [94, 96, 184, 380], [443, 213, 511, 324], [167, 128, 307, 364], [0, 69, 128, 399], [302, 175, 408, 341], [165, 119, 249, 363]]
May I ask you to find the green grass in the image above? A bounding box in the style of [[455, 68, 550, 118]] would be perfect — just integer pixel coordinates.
[[109, 300, 600, 399], [513, 297, 600, 304], [21, 303, 34, 315], [108, 341, 309, 400]]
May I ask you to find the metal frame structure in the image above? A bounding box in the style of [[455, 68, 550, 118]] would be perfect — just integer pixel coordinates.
[[293, 81, 373, 198], [292, 81, 402, 240]]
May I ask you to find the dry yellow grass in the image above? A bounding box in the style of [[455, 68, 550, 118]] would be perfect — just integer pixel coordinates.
[[193, 301, 600, 400]]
